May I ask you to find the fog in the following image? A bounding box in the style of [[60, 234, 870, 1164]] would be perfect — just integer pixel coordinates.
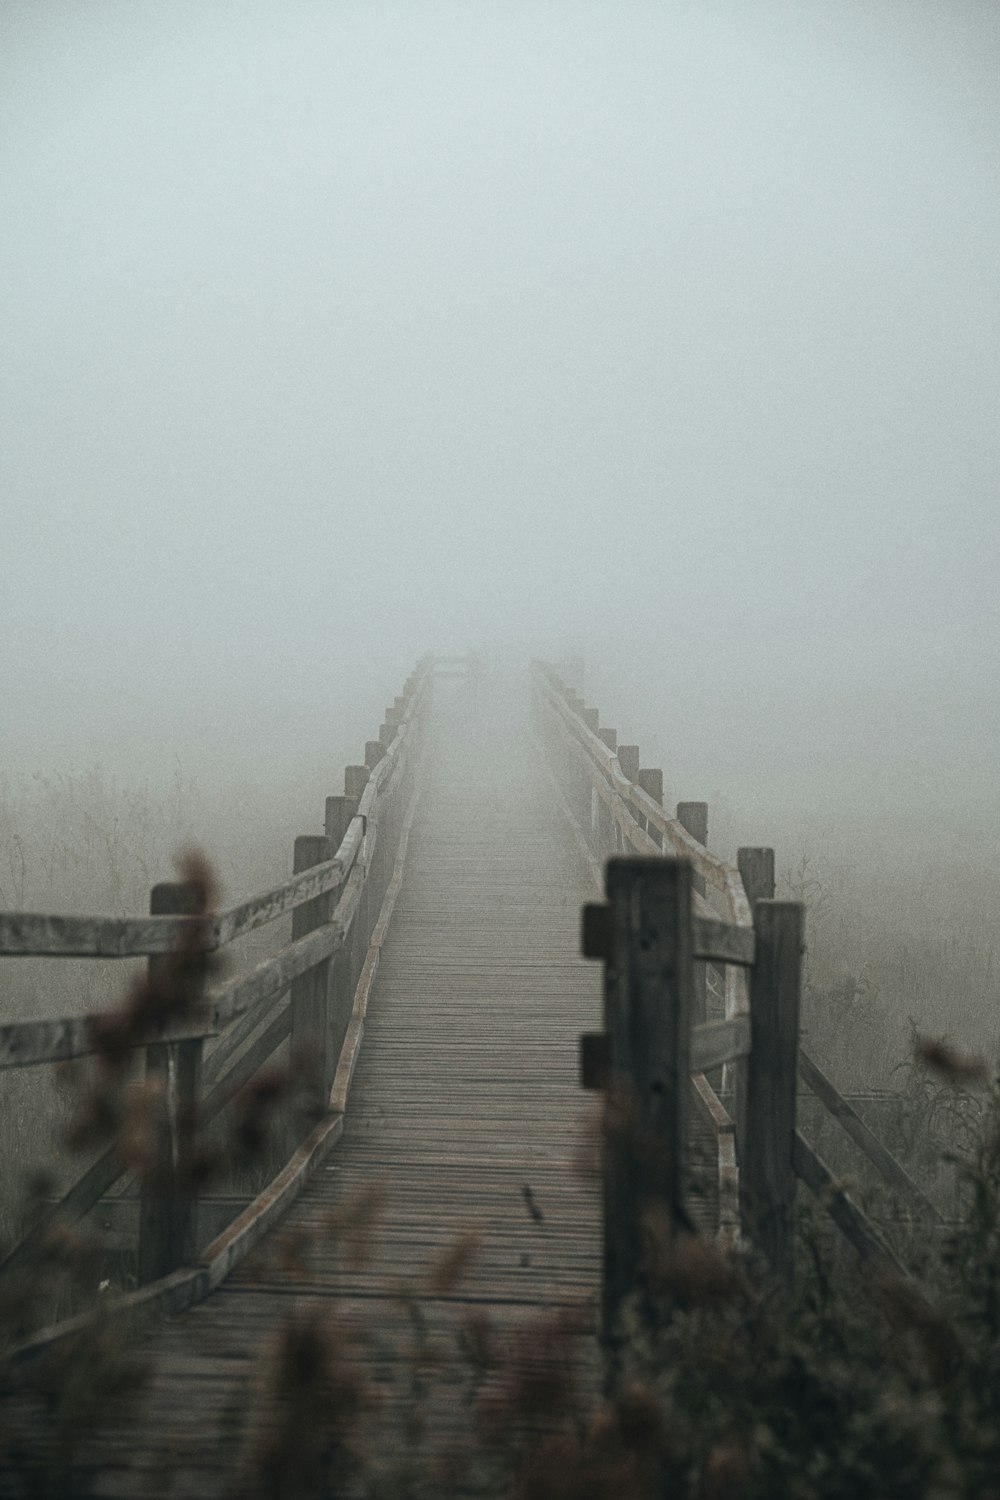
[[3, 1, 998, 897]]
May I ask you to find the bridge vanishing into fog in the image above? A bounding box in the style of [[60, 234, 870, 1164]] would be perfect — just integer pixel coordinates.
[[0, 660, 940, 1496]]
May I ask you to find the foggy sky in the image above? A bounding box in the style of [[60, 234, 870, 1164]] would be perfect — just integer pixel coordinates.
[[2, 2, 998, 861]]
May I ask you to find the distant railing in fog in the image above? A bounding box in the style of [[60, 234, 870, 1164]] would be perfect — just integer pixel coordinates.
[[530, 661, 942, 1324], [0, 655, 480, 1345]]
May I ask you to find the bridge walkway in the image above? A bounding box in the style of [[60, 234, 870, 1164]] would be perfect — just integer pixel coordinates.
[[84, 678, 620, 1494]]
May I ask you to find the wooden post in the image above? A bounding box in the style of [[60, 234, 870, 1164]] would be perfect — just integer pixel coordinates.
[[325, 796, 358, 1069], [596, 729, 617, 858], [138, 881, 205, 1285], [345, 765, 371, 957], [676, 802, 708, 878], [287, 835, 335, 1149], [325, 794, 356, 852], [616, 746, 640, 848], [732, 848, 777, 1143], [739, 899, 804, 1280], [637, 768, 663, 849], [600, 858, 693, 1349], [737, 847, 776, 908], [565, 697, 591, 833], [384, 706, 401, 740], [344, 765, 370, 802], [677, 802, 709, 1025], [617, 745, 640, 782]]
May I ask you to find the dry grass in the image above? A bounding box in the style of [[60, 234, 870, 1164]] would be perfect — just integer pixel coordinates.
[[2, 766, 1000, 1493], [0, 764, 328, 1246], [2, 923, 1000, 1495]]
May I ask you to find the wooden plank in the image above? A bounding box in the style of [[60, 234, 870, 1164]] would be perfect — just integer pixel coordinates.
[[0, 910, 197, 959], [25, 677, 720, 1490], [0, 826, 364, 960], [202, 987, 281, 1088], [200, 1114, 344, 1290], [533, 671, 737, 893], [0, 835, 358, 1070], [677, 802, 708, 1026], [11, 1267, 209, 1366], [20, 1195, 250, 1252], [693, 915, 755, 966], [792, 1131, 909, 1275], [208, 917, 345, 1032], [199, 1006, 291, 1123], [329, 768, 424, 1115], [5, 741, 426, 1344], [691, 1075, 740, 1249], [0, 1136, 130, 1273], [690, 1013, 751, 1072], [798, 1049, 942, 1221], [0, 666, 430, 968]]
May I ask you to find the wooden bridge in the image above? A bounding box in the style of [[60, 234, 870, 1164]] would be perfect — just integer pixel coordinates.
[[0, 658, 942, 1495]]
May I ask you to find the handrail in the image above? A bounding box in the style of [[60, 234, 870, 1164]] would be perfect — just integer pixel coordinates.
[[535, 661, 750, 1261], [534, 666, 739, 894], [0, 654, 434, 1300], [0, 675, 426, 962], [531, 664, 752, 1039], [535, 658, 943, 1288], [798, 1048, 943, 1222]]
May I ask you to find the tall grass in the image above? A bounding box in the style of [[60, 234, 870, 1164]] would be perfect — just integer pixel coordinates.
[[0, 758, 342, 1250]]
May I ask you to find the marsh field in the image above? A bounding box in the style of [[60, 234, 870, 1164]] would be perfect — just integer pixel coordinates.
[[2, 699, 996, 1251], [1, 701, 999, 1497]]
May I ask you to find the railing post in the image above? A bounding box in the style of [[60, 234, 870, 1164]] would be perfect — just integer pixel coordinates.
[[617, 746, 640, 782], [677, 801, 709, 1026], [287, 835, 336, 1150], [737, 847, 776, 910], [637, 768, 663, 848], [325, 796, 358, 1072], [615, 745, 639, 854], [739, 899, 804, 1281], [598, 857, 693, 1352], [138, 880, 205, 1285], [733, 847, 777, 1147], [597, 728, 617, 859], [382, 706, 401, 755], [345, 765, 372, 959]]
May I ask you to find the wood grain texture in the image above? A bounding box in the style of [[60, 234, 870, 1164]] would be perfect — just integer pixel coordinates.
[[740, 900, 805, 1278], [71, 675, 717, 1495], [0, 663, 424, 957], [798, 1049, 942, 1221]]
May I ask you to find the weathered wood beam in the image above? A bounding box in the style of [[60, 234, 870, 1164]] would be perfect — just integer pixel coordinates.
[[739, 900, 805, 1280]]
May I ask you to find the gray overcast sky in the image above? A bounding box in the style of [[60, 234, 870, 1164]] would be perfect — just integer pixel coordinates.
[[1, 1, 997, 856]]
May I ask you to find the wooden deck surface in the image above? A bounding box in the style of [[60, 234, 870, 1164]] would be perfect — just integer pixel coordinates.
[[74, 677, 716, 1496]]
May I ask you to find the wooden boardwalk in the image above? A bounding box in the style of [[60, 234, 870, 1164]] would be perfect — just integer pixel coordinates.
[[82, 677, 612, 1496], [1, 663, 942, 1495]]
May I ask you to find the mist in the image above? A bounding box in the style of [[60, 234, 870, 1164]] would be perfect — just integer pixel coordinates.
[[3, 1, 998, 903]]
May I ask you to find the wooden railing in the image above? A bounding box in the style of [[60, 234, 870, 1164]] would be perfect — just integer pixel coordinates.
[[0, 654, 943, 1354], [0, 656, 451, 1341], [530, 662, 943, 1330]]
